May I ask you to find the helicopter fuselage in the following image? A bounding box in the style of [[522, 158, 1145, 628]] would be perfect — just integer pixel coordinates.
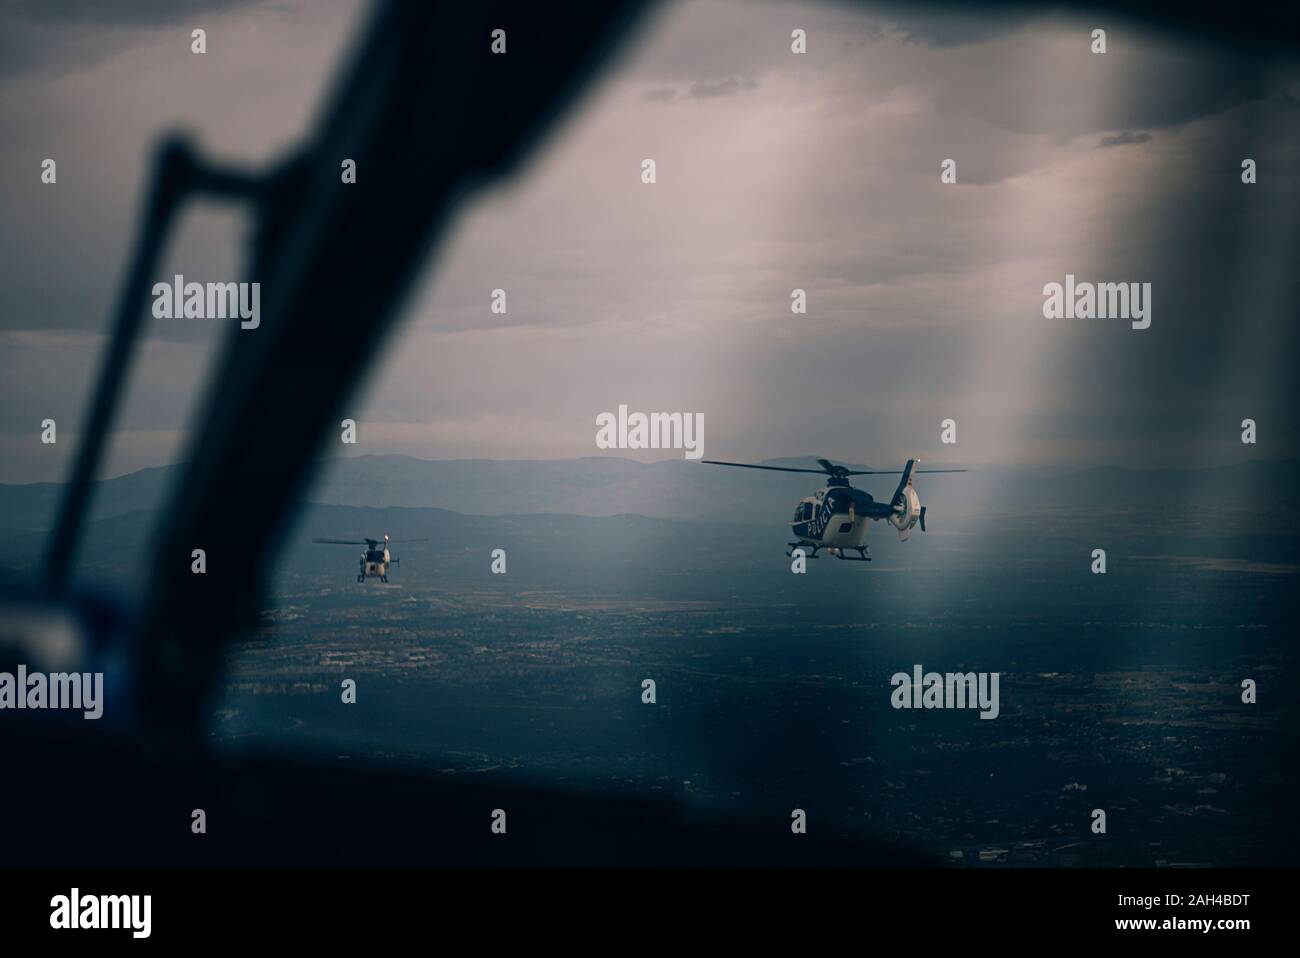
[[360, 547, 391, 581], [315, 533, 417, 582], [790, 482, 900, 548]]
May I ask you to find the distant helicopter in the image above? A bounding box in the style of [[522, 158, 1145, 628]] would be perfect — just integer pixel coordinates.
[[312, 534, 426, 582], [701, 458, 964, 561]]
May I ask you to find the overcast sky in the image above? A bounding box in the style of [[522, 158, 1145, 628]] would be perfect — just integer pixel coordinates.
[[1, 0, 1298, 483]]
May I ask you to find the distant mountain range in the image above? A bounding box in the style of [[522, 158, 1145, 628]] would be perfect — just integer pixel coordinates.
[[1, 454, 1295, 599], [1, 454, 1295, 541]]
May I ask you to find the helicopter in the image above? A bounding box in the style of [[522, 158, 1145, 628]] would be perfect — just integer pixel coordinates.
[[312, 534, 426, 582], [701, 457, 964, 561]]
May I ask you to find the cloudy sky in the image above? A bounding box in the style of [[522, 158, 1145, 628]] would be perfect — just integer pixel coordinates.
[[1, 0, 1298, 483]]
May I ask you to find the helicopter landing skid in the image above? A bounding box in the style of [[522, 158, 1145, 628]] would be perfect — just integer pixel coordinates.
[[832, 546, 871, 561]]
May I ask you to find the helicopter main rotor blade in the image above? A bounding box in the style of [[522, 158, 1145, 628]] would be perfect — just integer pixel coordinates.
[[313, 537, 369, 545], [386, 538, 428, 544], [843, 468, 968, 475], [700, 460, 832, 475], [703, 460, 968, 477]]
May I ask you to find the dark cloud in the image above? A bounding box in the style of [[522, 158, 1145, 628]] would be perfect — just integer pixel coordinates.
[[1098, 130, 1152, 147], [686, 75, 758, 98], [0, 0, 258, 77], [1110, 57, 1271, 129], [840, 30, 882, 52], [0, 0, 256, 25], [934, 39, 1273, 138], [887, 8, 1037, 47]]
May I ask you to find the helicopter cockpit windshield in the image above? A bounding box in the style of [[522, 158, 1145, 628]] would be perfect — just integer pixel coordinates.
[[365, 549, 385, 563]]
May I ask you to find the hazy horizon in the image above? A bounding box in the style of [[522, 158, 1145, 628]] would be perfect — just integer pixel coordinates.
[[6, 448, 1300, 488]]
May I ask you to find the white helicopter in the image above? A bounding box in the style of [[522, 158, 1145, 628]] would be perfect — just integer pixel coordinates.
[[312, 534, 425, 582], [701, 457, 963, 561]]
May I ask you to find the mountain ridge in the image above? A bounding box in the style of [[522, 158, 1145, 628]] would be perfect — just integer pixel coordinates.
[[1, 455, 1294, 539]]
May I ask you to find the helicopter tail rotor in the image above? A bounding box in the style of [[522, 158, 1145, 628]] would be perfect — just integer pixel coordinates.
[[890, 459, 923, 541], [889, 458, 918, 509]]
